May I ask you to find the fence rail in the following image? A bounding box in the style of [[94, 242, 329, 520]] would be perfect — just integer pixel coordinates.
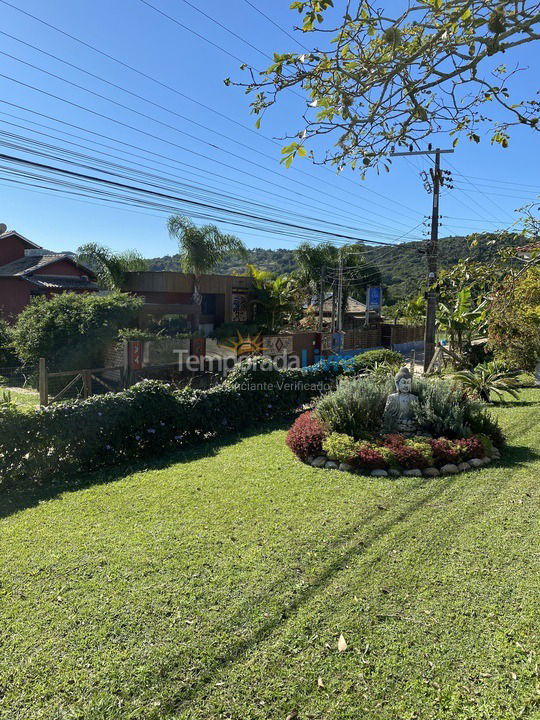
[[38, 358, 125, 406]]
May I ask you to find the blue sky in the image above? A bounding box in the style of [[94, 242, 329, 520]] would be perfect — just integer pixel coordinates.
[[0, 0, 538, 258]]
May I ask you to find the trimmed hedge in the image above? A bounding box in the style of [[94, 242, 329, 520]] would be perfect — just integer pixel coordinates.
[[0, 358, 341, 487]]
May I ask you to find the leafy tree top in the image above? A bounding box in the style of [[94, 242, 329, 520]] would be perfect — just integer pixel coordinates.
[[235, 0, 540, 173]]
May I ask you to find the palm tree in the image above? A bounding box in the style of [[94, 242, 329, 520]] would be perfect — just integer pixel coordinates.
[[167, 216, 247, 329], [77, 243, 147, 290]]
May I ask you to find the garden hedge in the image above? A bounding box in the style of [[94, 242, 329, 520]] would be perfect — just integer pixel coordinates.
[[0, 358, 343, 487]]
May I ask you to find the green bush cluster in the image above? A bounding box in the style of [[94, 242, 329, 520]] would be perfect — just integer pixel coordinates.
[[412, 376, 504, 446], [10, 292, 143, 371], [315, 376, 389, 438], [0, 357, 342, 487], [314, 374, 504, 446], [322, 432, 358, 463]]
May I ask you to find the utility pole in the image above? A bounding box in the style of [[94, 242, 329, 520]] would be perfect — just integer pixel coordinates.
[[390, 146, 454, 371], [425, 148, 441, 372], [336, 248, 344, 332], [330, 280, 337, 334], [318, 265, 326, 332]]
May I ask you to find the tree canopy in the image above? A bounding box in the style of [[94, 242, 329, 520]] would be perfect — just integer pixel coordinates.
[[237, 0, 540, 173], [77, 243, 147, 290]]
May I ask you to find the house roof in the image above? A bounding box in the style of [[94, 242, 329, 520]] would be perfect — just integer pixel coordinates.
[[24, 275, 99, 291], [0, 229, 41, 249], [516, 241, 540, 256], [0, 253, 95, 278]]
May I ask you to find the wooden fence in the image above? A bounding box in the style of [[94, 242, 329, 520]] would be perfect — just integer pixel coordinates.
[[38, 358, 125, 406]]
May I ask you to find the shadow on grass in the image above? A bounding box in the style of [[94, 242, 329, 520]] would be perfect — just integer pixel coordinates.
[[501, 443, 540, 463], [0, 417, 292, 521], [162, 465, 520, 714]]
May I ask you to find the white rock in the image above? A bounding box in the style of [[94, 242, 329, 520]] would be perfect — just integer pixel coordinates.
[[311, 456, 327, 468], [423, 467, 440, 477], [370, 469, 388, 477], [440, 463, 459, 475], [403, 468, 423, 477], [325, 460, 339, 470], [339, 462, 353, 472], [482, 456, 491, 464], [457, 462, 471, 472]]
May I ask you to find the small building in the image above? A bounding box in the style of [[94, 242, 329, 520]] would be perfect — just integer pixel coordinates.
[[122, 271, 256, 333], [307, 293, 371, 327], [0, 229, 98, 321]]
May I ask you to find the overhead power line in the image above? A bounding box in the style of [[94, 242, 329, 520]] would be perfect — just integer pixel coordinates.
[[0, 0, 423, 219], [0, 43, 420, 233], [0, 151, 412, 247], [241, 0, 309, 51]]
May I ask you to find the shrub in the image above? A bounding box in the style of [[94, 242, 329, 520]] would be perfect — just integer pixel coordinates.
[[428, 437, 463, 465], [454, 362, 521, 402], [0, 359, 342, 487], [488, 265, 540, 372], [412, 376, 504, 445], [286, 411, 327, 461], [0, 318, 17, 366], [352, 349, 404, 372], [322, 432, 357, 463], [10, 292, 143, 371], [460, 436, 486, 460], [315, 376, 388, 439], [353, 441, 390, 470], [383, 434, 433, 469]]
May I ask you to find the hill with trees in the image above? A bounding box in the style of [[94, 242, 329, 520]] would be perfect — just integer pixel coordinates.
[[147, 233, 522, 304]]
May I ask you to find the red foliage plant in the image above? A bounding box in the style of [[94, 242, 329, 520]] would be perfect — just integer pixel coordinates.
[[457, 437, 485, 461], [428, 437, 462, 464], [286, 411, 327, 461], [382, 434, 431, 469], [353, 443, 388, 470]]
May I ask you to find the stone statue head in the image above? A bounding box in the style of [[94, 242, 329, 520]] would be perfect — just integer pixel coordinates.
[[394, 366, 412, 394]]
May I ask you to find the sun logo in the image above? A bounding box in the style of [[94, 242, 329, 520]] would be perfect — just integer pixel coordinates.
[[220, 331, 267, 357]]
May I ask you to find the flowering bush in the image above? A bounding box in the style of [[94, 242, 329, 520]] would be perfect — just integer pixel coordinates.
[[322, 432, 358, 463], [286, 411, 327, 461]]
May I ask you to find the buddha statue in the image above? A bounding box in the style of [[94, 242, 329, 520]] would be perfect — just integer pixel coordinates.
[[383, 366, 418, 434]]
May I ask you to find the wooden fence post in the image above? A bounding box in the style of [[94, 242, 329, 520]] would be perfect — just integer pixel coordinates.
[[82, 370, 92, 399], [39, 358, 48, 407]]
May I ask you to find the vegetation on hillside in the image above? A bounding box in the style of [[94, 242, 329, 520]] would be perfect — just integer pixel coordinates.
[[148, 233, 523, 304]]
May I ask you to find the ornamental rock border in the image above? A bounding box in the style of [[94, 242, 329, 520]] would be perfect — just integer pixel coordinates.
[[306, 446, 501, 478]]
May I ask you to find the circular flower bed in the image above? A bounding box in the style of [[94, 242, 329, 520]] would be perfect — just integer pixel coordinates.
[[286, 412, 500, 477], [286, 375, 504, 478]]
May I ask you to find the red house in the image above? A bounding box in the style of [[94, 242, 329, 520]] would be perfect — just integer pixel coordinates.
[[0, 229, 98, 321]]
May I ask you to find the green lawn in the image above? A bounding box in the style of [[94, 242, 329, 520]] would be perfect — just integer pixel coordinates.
[[1, 391, 540, 719], [4, 386, 39, 411], [8, 388, 39, 410]]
